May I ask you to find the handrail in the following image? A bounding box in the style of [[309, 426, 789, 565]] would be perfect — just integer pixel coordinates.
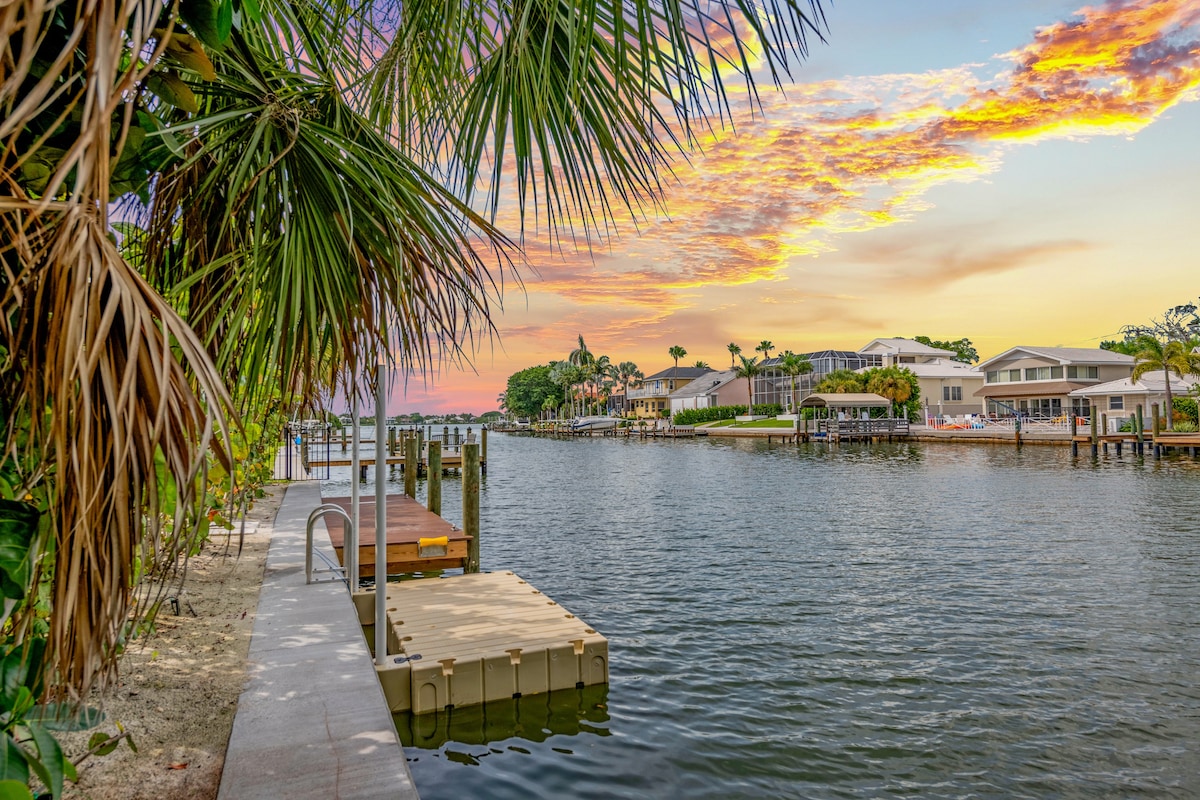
[[306, 504, 354, 588]]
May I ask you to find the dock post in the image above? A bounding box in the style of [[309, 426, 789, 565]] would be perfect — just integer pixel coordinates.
[[1089, 406, 1098, 456], [1070, 413, 1078, 456], [427, 444, 442, 516], [1101, 413, 1108, 454], [404, 434, 418, 498], [1152, 403, 1161, 459], [416, 429, 425, 477], [463, 442, 481, 573], [1014, 414, 1021, 448], [1136, 405, 1145, 455], [341, 425, 347, 451], [481, 428, 488, 475]]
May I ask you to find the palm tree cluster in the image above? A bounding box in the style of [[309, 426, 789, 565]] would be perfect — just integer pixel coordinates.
[[548, 336, 642, 418], [2, 0, 829, 701], [1130, 335, 1200, 431]]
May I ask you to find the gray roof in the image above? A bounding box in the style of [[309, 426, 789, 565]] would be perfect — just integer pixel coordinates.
[[1068, 370, 1198, 397], [978, 346, 1134, 370], [668, 370, 740, 399], [644, 366, 711, 381], [800, 392, 892, 408]]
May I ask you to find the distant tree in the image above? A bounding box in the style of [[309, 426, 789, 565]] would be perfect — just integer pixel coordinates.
[[1121, 302, 1200, 344], [815, 369, 864, 394], [668, 345, 687, 374], [778, 351, 814, 430], [727, 342, 741, 369], [734, 355, 761, 409], [913, 335, 979, 364], [755, 340, 774, 360], [693, 360, 710, 369], [504, 365, 560, 419], [1131, 335, 1200, 431], [1100, 339, 1141, 355]]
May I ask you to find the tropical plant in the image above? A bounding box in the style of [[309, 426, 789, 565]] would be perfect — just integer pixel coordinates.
[[755, 340, 774, 361], [913, 336, 979, 364], [816, 369, 865, 394], [693, 360, 710, 370], [668, 345, 688, 374], [865, 366, 915, 418], [727, 342, 742, 369], [2, 0, 830, 713], [734, 355, 761, 409], [1131, 336, 1200, 431], [777, 351, 814, 428]]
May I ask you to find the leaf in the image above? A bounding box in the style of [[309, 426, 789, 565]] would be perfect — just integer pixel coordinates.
[[163, 33, 217, 81], [0, 500, 39, 602], [146, 72, 199, 114], [87, 733, 120, 757], [0, 735, 30, 788], [217, 0, 233, 44], [0, 779, 34, 800], [26, 703, 105, 732], [26, 722, 68, 799], [238, 0, 260, 24], [180, 0, 224, 49]]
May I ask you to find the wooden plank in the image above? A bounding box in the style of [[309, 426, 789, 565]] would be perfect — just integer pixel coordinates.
[[322, 494, 471, 575]]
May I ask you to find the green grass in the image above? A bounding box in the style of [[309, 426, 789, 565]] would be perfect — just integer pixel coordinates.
[[698, 418, 797, 429]]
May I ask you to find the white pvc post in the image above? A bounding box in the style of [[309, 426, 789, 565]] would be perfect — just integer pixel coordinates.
[[348, 390, 359, 590], [374, 365, 388, 666]]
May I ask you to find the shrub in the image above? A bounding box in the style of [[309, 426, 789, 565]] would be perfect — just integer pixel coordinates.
[[672, 405, 747, 425], [1171, 420, 1198, 433], [752, 403, 783, 416], [1172, 397, 1198, 424]]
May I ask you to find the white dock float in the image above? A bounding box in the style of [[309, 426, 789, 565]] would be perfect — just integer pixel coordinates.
[[360, 571, 609, 715]]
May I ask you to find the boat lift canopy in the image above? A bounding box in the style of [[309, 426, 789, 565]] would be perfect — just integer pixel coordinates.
[[799, 393, 891, 409]]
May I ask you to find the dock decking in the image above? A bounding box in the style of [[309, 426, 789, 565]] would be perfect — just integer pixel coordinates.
[[323, 494, 472, 576], [359, 571, 609, 715]]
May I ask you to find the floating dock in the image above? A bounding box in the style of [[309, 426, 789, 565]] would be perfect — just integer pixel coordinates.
[[322, 495, 471, 576], [358, 572, 609, 715]]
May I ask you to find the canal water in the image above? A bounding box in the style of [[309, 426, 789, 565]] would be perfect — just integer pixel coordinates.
[[321, 433, 1200, 799]]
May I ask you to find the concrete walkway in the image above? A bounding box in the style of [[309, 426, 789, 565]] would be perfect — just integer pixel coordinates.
[[219, 482, 419, 800]]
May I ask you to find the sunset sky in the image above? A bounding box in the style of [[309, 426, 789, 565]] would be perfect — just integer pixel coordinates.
[[391, 0, 1200, 416]]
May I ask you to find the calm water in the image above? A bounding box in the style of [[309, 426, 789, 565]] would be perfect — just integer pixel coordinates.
[[321, 433, 1200, 799]]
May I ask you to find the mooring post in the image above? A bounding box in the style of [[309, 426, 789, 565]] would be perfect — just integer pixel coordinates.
[[481, 428, 488, 475], [341, 425, 347, 451], [427, 444, 442, 516], [1014, 413, 1022, 447], [1152, 402, 1161, 458], [1070, 413, 1078, 456], [1136, 404, 1144, 455], [463, 442, 481, 573], [404, 434, 418, 498], [1089, 406, 1098, 456], [1101, 413, 1108, 454], [416, 428, 425, 477]]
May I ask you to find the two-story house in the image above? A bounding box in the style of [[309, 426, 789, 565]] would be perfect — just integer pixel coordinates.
[[975, 346, 1135, 418], [626, 366, 710, 418], [667, 370, 750, 416], [856, 338, 984, 418]]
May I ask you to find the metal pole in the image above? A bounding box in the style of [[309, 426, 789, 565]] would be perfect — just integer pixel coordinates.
[[348, 391, 359, 590], [375, 366, 388, 666]]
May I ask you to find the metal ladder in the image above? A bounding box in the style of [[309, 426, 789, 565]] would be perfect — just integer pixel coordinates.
[[305, 504, 355, 588]]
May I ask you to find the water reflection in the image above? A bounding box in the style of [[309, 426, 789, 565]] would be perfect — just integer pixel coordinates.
[[396, 684, 611, 751]]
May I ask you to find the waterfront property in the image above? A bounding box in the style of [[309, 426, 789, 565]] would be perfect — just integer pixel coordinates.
[[667, 368, 748, 415], [626, 366, 710, 418], [1068, 369, 1197, 431], [975, 346, 1135, 418]]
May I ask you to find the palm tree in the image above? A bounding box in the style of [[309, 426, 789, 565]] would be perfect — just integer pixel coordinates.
[[1, 0, 830, 702], [816, 369, 865, 394], [865, 367, 915, 419], [1131, 336, 1200, 430], [727, 342, 742, 369], [778, 351, 814, 427], [668, 345, 688, 375], [693, 360, 711, 370], [756, 340, 774, 361], [735, 355, 761, 412]]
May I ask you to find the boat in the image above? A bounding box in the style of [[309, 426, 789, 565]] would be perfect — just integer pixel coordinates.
[[569, 415, 620, 432]]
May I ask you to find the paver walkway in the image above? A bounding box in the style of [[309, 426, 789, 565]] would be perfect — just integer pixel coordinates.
[[218, 482, 419, 799]]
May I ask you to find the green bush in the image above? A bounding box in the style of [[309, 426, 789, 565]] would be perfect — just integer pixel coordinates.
[[753, 403, 784, 416], [1171, 420, 1198, 432], [672, 406, 747, 425], [1172, 397, 1198, 424]]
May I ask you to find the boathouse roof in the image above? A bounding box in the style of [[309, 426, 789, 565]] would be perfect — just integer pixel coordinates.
[[799, 392, 891, 408]]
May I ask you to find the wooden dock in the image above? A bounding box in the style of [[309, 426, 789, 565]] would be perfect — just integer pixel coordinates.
[[322, 494, 471, 576], [307, 451, 464, 470], [361, 571, 609, 715]]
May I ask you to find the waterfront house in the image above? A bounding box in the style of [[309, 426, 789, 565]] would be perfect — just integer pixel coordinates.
[[667, 370, 749, 416], [627, 366, 710, 418], [975, 346, 1135, 418], [857, 337, 955, 365], [897, 358, 986, 419], [1068, 370, 1198, 430], [757, 349, 881, 411]]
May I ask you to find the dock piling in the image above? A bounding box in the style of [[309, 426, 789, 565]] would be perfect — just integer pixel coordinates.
[[1089, 406, 1098, 456], [404, 434, 418, 498], [463, 442, 480, 574], [427, 444, 442, 515], [1136, 405, 1145, 455], [1152, 403, 1161, 459]]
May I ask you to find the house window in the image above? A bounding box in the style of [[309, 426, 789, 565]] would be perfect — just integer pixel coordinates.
[[1024, 366, 1064, 381], [985, 369, 1022, 383], [1109, 395, 1124, 410], [1071, 398, 1091, 417], [1067, 366, 1099, 379], [942, 386, 962, 401]]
